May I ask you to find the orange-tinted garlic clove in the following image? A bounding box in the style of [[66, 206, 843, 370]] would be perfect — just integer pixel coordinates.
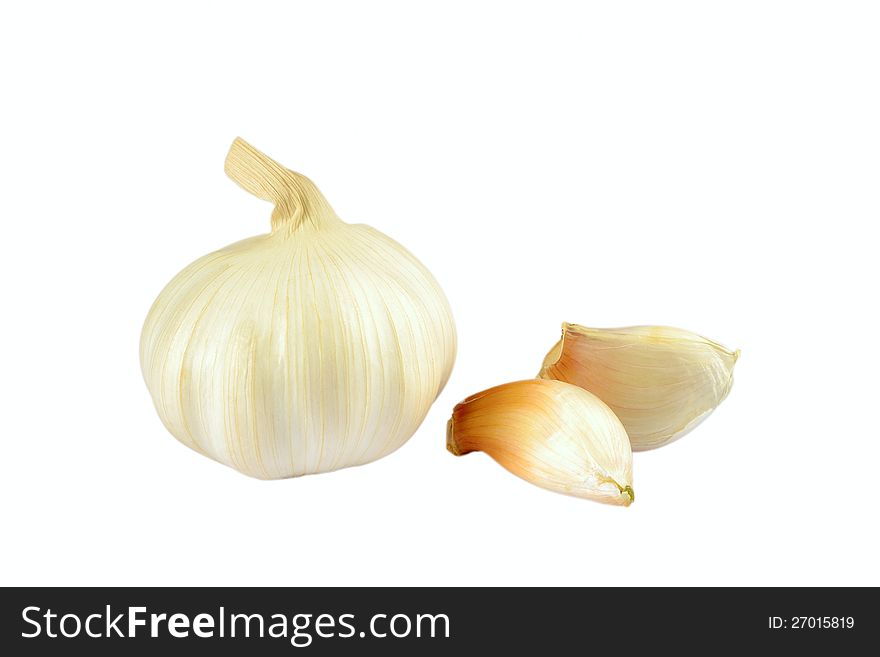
[[447, 379, 634, 505]]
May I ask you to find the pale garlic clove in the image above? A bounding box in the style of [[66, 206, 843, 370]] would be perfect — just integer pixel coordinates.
[[447, 379, 634, 506], [538, 324, 739, 451]]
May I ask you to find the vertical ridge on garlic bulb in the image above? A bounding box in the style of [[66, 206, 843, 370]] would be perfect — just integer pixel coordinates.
[[447, 379, 634, 505], [140, 138, 456, 479], [539, 323, 738, 451]]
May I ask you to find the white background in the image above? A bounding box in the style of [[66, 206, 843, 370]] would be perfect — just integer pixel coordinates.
[[2, 1, 878, 586]]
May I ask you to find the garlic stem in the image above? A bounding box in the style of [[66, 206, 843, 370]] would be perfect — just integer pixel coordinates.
[[224, 137, 340, 232]]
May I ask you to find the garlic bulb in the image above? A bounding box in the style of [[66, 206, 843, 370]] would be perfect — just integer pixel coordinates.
[[447, 379, 634, 505], [539, 323, 738, 451], [140, 138, 456, 479]]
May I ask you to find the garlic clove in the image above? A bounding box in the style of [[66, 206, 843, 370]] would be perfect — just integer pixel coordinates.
[[539, 323, 739, 451], [447, 379, 634, 505]]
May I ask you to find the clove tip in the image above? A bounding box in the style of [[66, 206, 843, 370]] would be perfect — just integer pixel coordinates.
[[446, 417, 463, 456]]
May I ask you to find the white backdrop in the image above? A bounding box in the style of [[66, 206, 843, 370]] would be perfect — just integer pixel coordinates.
[[2, 1, 877, 586]]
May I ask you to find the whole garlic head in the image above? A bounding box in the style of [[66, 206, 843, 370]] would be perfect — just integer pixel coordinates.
[[140, 138, 456, 479]]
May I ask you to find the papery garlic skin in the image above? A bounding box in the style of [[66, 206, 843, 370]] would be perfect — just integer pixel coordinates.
[[539, 324, 738, 451], [140, 138, 456, 479], [447, 379, 633, 505]]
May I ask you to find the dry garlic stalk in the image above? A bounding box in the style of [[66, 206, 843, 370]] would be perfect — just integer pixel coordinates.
[[539, 324, 738, 451], [140, 138, 456, 479], [447, 379, 634, 505]]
